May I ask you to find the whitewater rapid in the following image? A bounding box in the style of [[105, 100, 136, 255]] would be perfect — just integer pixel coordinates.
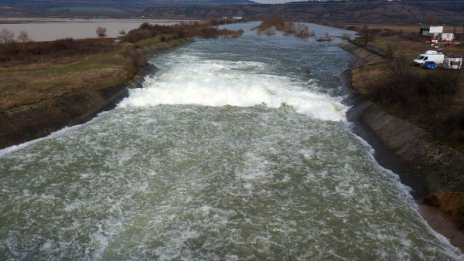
[[0, 22, 461, 260], [120, 55, 346, 122]]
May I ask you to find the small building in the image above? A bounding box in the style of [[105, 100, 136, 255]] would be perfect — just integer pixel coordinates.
[[420, 25, 444, 36], [441, 33, 455, 42], [420, 25, 430, 36], [430, 26, 444, 34]]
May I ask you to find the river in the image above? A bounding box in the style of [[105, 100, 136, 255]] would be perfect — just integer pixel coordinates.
[[0, 18, 184, 41], [0, 22, 461, 260]]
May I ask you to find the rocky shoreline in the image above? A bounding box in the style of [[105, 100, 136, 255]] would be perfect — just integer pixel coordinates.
[[341, 41, 464, 252], [0, 38, 191, 150]]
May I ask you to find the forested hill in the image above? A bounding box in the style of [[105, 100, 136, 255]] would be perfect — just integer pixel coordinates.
[[0, 0, 255, 17], [141, 1, 464, 24], [1, 0, 464, 23], [0, 0, 254, 8]]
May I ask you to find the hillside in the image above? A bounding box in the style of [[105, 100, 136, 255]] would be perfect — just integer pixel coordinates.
[[0, 0, 255, 17], [2, 1, 464, 23], [0, 0, 254, 9], [141, 2, 464, 24]]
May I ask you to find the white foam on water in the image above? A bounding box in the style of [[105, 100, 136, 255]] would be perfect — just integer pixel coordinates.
[[119, 55, 346, 122], [0, 110, 112, 157]]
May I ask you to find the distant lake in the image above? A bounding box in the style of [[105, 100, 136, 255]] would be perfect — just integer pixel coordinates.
[[0, 18, 187, 41]]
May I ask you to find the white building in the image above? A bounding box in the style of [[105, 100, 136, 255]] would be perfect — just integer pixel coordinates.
[[429, 26, 444, 34], [441, 33, 455, 42]]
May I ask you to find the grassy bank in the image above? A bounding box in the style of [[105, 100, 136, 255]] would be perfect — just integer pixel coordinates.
[[0, 41, 133, 111], [341, 24, 464, 152], [340, 24, 464, 234]]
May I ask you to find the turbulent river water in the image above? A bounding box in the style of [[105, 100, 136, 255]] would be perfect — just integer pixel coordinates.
[[0, 22, 462, 260]]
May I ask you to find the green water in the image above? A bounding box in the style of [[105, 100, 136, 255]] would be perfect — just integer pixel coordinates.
[[0, 22, 460, 260]]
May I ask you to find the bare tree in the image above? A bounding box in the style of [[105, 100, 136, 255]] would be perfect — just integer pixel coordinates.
[[294, 23, 314, 38], [0, 28, 15, 44], [96, 27, 107, 38], [359, 25, 373, 46], [17, 31, 31, 43]]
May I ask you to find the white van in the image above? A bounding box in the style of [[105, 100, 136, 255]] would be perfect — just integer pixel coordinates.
[[413, 50, 445, 66]]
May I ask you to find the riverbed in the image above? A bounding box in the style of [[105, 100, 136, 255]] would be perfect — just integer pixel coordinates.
[[0, 22, 461, 260]]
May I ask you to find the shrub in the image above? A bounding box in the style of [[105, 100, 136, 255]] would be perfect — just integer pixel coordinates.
[[51, 38, 77, 52], [96, 27, 107, 38], [294, 23, 314, 38], [17, 31, 31, 43], [131, 52, 148, 69], [0, 28, 15, 44], [258, 16, 286, 32]]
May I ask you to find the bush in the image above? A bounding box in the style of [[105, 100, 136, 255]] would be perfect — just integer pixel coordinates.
[[122, 21, 243, 43], [437, 111, 464, 145], [258, 16, 286, 32], [0, 28, 15, 44], [17, 31, 31, 43], [51, 38, 77, 52], [96, 27, 107, 38], [0, 37, 115, 65], [370, 55, 461, 108]]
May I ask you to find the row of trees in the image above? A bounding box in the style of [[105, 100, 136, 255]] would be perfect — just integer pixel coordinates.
[[96, 27, 127, 38], [0, 28, 31, 44], [1, 27, 127, 43], [256, 16, 314, 38]]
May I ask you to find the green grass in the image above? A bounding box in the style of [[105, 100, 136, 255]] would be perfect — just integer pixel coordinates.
[[0, 37, 189, 111], [136, 35, 174, 48], [137, 37, 162, 48], [0, 46, 132, 111], [47, 52, 126, 73]]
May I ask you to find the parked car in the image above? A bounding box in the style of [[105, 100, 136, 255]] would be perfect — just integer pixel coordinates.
[[413, 50, 445, 66]]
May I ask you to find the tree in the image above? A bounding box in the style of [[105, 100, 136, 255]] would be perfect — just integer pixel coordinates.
[[119, 29, 126, 35], [359, 25, 373, 46], [0, 28, 15, 44], [17, 31, 31, 43], [96, 27, 107, 38]]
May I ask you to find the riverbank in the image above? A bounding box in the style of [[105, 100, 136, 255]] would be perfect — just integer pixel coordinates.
[[0, 37, 190, 149], [341, 40, 464, 252], [0, 20, 243, 150]]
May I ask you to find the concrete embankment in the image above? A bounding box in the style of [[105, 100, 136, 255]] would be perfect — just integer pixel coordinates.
[[346, 94, 464, 199], [339, 41, 384, 65], [341, 40, 464, 250], [0, 38, 191, 150]]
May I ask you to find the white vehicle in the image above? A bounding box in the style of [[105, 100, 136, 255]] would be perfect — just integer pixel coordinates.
[[413, 50, 445, 66]]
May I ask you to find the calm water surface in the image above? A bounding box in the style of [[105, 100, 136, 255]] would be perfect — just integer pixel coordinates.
[[0, 18, 183, 41], [0, 22, 461, 260]]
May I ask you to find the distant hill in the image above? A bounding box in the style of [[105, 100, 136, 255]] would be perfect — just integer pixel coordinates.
[[1, 0, 464, 23], [0, 0, 256, 17], [0, 0, 255, 8], [141, 1, 464, 24]]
